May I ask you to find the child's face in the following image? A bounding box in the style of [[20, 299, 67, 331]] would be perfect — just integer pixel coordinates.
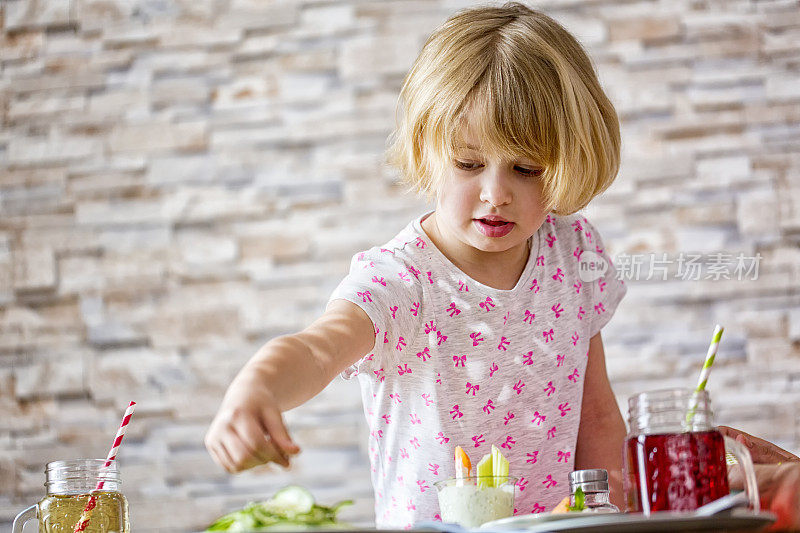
[[432, 121, 548, 259]]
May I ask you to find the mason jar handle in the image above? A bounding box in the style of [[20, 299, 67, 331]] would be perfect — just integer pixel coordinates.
[[12, 504, 37, 533], [723, 435, 760, 513]]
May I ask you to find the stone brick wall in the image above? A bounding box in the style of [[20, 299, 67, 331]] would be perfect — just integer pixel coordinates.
[[1, 0, 798, 530]]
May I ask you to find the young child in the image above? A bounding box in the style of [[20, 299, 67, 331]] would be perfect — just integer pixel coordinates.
[[205, 3, 627, 528]]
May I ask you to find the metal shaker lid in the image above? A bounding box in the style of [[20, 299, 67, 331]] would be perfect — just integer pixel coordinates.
[[569, 469, 609, 493]]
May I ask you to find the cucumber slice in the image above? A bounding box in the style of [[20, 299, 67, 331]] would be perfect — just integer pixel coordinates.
[[476, 453, 493, 488], [492, 445, 509, 485], [205, 487, 352, 531], [226, 512, 259, 532], [266, 486, 315, 516]]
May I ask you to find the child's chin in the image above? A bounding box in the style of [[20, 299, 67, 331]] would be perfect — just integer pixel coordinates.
[[471, 238, 518, 252]]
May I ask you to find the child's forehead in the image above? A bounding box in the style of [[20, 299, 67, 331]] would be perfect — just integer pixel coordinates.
[[453, 108, 518, 145], [453, 136, 481, 151], [451, 118, 497, 152], [451, 124, 536, 160], [444, 101, 547, 162]]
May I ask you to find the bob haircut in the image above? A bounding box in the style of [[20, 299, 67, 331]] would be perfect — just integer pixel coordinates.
[[386, 2, 621, 216]]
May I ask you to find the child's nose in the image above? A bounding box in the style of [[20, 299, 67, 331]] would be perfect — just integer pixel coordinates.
[[478, 167, 513, 207]]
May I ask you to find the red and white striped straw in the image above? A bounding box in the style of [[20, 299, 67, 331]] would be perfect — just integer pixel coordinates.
[[73, 401, 136, 533]]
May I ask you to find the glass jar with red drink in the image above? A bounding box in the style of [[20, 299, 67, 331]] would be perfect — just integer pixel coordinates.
[[623, 388, 759, 514]]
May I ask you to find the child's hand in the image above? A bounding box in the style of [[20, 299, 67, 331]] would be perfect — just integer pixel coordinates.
[[204, 300, 372, 474], [205, 375, 301, 473]]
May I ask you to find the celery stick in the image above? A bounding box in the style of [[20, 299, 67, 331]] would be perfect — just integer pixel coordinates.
[[476, 453, 493, 488], [492, 445, 509, 485]]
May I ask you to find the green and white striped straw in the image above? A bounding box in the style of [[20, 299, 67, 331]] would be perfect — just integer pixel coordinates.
[[696, 324, 724, 393], [686, 324, 724, 426]]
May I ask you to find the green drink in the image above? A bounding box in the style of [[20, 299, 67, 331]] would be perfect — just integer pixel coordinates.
[[13, 460, 130, 533], [39, 492, 129, 533]]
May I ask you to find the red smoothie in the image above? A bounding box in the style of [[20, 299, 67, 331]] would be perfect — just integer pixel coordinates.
[[624, 429, 729, 513]]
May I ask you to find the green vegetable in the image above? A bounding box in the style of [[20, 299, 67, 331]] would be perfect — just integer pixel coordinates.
[[476, 453, 493, 488], [491, 445, 509, 485], [264, 486, 315, 516], [567, 487, 585, 512], [206, 486, 353, 531]]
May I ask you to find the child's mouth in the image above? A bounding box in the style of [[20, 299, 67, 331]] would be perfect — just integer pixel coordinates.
[[480, 219, 508, 227], [474, 218, 514, 237]]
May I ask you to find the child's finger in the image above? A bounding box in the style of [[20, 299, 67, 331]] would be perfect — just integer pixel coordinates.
[[214, 441, 239, 474], [219, 424, 274, 472], [261, 407, 301, 456], [235, 421, 287, 468], [264, 438, 291, 468], [207, 443, 231, 473], [250, 428, 292, 468]]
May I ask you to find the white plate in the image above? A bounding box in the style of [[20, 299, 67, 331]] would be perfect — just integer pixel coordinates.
[[480, 509, 775, 532]]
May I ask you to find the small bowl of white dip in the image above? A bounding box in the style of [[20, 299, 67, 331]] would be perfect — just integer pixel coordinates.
[[434, 476, 518, 528]]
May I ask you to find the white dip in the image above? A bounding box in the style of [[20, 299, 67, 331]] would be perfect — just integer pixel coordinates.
[[437, 484, 514, 528]]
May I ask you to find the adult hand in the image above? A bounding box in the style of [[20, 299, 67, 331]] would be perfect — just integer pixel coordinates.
[[729, 462, 800, 532], [721, 427, 800, 531], [718, 426, 800, 464]]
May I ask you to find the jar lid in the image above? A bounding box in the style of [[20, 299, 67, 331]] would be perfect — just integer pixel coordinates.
[[569, 469, 608, 493]]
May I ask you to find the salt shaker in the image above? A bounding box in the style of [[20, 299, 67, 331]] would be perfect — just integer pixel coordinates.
[[568, 469, 619, 513]]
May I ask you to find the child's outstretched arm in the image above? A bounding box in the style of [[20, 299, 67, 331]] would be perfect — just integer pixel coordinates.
[[204, 299, 376, 473], [574, 332, 627, 509]]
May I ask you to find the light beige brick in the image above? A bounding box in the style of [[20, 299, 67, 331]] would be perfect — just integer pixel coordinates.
[[780, 187, 800, 232], [607, 15, 681, 42], [5, 72, 107, 95], [0, 30, 44, 61], [12, 247, 56, 293], [7, 136, 102, 167], [75, 199, 166, 226], [217, 3, 299, 32], [151, 78, 210, 109], [14, 350, 86, 400], [8, 94, 86, 122], [767, 73, 800, 101], [87, 89, 149, 119], [339, 35, 419, 79], [158, 23, 243, 49], [4, 0, 71, 31], [789, 309, 800, 342], [737, 188, 781, 238], [108, 121, 208, 154], [212, 76, 278, 109]]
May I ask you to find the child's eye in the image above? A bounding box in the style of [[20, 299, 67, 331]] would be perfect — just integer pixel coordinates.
[[515, 166, 544, 177], [454, 160, 482, 171]]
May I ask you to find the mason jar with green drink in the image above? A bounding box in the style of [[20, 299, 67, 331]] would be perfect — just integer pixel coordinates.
[[12, 459, 129, 533]]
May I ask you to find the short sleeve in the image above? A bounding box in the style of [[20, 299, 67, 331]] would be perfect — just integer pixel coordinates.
[[577, 217, 627, 338], [327, 247, 424, 380]]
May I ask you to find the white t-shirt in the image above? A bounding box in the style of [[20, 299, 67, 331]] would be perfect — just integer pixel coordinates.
[[328, 211, 626, 529]]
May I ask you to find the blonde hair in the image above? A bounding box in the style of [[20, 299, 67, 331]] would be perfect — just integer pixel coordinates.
[[386, 2, 620, 215]]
